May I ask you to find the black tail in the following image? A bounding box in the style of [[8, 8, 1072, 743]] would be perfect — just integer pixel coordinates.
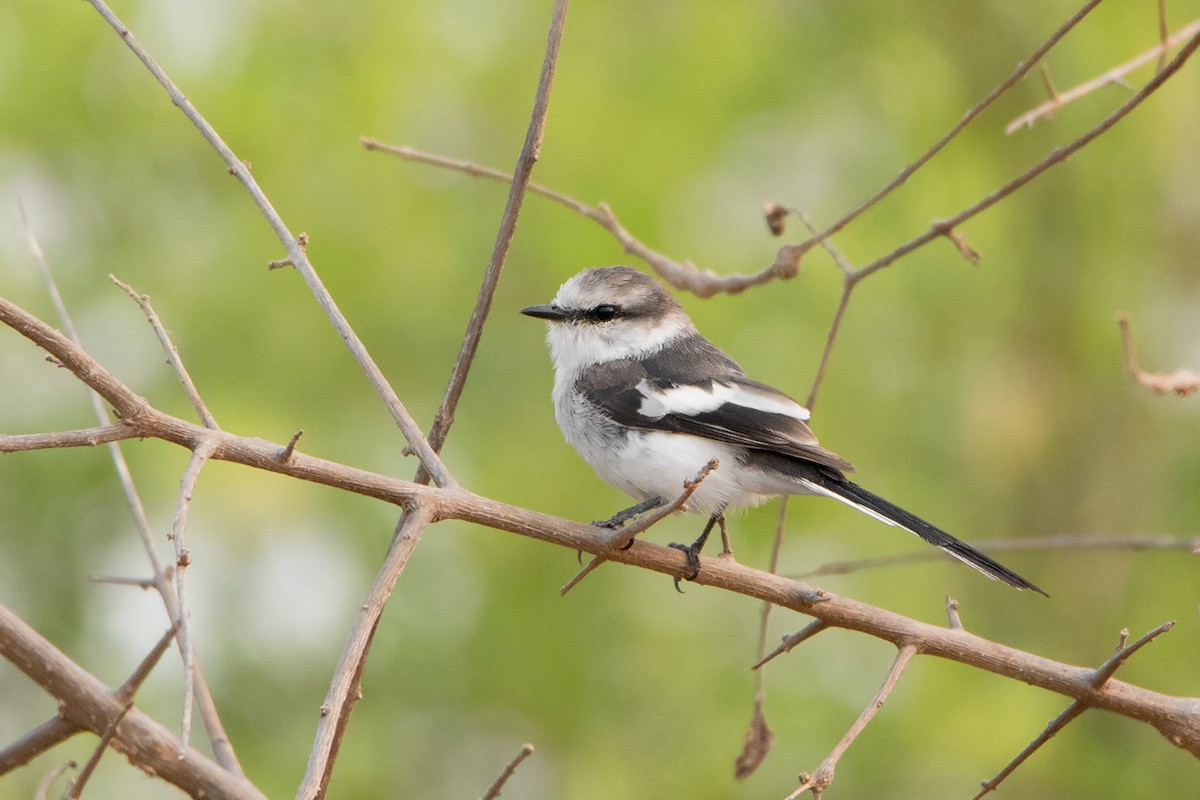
[[807, 472, 1047, 596]]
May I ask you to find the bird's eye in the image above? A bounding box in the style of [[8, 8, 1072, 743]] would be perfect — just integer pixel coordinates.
[[591, 304, 619, 322]]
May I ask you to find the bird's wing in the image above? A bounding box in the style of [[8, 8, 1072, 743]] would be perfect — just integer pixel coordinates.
[[576, 335, 854, 473]]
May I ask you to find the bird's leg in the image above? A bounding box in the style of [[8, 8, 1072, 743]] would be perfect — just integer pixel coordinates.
[[669, 511, 724, 591], [717, 515, 732, 557], [593, 497, 665, 531]]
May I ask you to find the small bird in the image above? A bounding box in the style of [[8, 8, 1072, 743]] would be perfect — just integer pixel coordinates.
[[521, 266, 1045, 595]]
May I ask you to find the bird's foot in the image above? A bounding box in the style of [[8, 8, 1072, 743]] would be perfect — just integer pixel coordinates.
[[668, 542, 702, 592]]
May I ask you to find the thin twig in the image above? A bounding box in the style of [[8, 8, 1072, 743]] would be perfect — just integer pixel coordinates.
[[480, 743, 535, 800], [735, 499, 789, 779], [975, 621, 1176, 798], [1118, 313, 1200, 396], [795, 533, 1200, 579], [786, 644, 919, 798], [1157, 0, 1171, 73], [559, 459, 718, 595], [172, 439, 217, 756], [297, 505, 435, 800], [110, 275, 219, 429], [16, 201, 243, 775], [416, 0, 569, 486], [752, 619, 831, 671], [83, 0, 453, 488], [792, 0, 1101, 265], [1007, 17, 1200, 133]]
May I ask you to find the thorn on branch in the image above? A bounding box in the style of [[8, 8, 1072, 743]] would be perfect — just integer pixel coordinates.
[[226, 159, 251, 175], [945, 595, 965, 630], [279, 429, 304, 461], [267, 258, 294, 270]]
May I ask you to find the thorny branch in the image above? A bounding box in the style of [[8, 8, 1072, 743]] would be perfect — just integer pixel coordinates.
[[1006, 17, 1200, 133], [2, 292, 1198, 769], [16, 202, 242, 774], [82, 0, 454, 488], [974, 622, 1177, 798]]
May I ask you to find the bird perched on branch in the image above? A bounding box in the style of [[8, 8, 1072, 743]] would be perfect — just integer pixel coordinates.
[[521, 265, 1045, 595]]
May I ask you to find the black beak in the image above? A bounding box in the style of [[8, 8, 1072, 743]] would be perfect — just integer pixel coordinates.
[[520, 304, 570, 321]]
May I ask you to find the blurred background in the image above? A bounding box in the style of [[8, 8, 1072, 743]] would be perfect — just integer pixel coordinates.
[[2, 0, 1198, 797]]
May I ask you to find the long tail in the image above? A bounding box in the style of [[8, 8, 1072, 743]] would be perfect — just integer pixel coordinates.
[[803, 472, 1047, 596]]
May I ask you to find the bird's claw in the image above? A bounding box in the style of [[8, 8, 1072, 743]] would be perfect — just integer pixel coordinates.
[[668, 542, 702, 592]]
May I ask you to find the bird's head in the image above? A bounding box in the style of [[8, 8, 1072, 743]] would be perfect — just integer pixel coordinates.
[[521, 266, 694, 372]]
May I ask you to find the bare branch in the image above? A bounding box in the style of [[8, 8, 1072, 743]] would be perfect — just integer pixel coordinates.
[[34, 761, 76, 800], [416, 0, 569, 486], [82, 0, 453, 487], [297, 505, 435, 800], [1006, 17, 1200, 133], [171, 439, 218, 756], [4, 293, 1200, 760], [975, 622, 1176, 798], [0, 604, 265, 800], [0, 424, 137, 452], [752, 619, 831, 671], [481, 743, 535, 800], [110, 275, 219, 429], [70, 623, 179, 799], [1118, 314, 1200, 397], [786, 644, 919, 798]]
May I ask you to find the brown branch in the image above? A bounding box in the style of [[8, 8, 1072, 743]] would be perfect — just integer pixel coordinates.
[[82, 0, 453, 488], [1006, 17, 1200, 133], [0, 604, 265, 800], [69, 623, 179, 799], [1118, 313, 1200, 397], [0, 718, 81, 775], [786, 644, 919, 798], [481, 743, 535, 800], [791, 0, 1101, 270], [975, 622, 1176, 798], [3, 293, 1200, 762], [360, 141, 773, 297], [416, 0, 569, 486], [297, 505, 435, 800], [0, 424, 136, 452]]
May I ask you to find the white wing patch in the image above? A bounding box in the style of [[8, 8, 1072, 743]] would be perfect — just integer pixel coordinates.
[[635, 379, 811, 421]]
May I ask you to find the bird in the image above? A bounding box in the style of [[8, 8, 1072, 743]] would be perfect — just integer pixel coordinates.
[[520, 265, 1045, 595]]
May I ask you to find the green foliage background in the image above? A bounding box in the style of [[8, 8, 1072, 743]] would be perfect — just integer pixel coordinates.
[[2, 1, 1198, 797]]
